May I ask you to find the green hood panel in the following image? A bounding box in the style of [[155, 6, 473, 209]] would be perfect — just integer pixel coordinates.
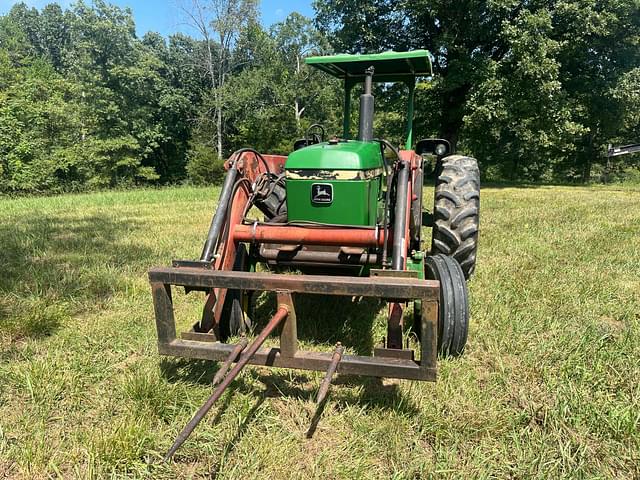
[[285, 141, 383, 171]]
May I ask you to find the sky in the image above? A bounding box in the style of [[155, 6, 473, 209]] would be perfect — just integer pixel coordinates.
[[0, 0, 315, 37]]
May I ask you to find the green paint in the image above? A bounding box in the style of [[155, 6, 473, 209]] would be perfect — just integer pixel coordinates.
[[407, 252, 426, 317], [306, 50, 432, 82], [406, 251, 425, 279], [308, 51, 428, 149], [286, 50, 432, 226], [405, 81, 416, 150], [286, 140, 383, 170], [285, 140, 383, 226], [285, 178, 381, 226]]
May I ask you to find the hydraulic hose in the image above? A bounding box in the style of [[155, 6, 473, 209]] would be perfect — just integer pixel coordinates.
[[200, 161, 239, 262], [200, 148, 270, 262], [375, 139, 401, 268]]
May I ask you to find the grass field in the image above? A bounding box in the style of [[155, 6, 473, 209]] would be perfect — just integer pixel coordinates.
[[0, 184, 639, 479]]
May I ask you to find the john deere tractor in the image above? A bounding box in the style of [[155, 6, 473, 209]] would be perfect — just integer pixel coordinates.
[[150, 49, 480, 409], [151, 50, 481, 458]]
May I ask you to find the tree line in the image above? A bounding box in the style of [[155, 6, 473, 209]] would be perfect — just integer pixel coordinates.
[[0, 0, 638, 194]]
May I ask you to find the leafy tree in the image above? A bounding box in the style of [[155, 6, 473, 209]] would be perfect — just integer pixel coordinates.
[[314, 0, 640, 181], [222, 14, 340, 154], [0, 1, 198, 192], [553, 0, 640, 180], [0, 60, 84, 192], [179, 0, 259, 159]]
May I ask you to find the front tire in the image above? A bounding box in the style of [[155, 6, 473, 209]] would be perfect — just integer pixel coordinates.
[[432, 155, 480, 279], [219, 245, 253, 340], [426, 255, 469, 356], [413, 254, 469, 357]]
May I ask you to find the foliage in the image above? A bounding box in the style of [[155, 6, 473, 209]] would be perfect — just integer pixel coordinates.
[[220, 15, 341, 155], [0, 1, 198, 192], [315, 0, 640, 181], [0, 0, 638, 193]]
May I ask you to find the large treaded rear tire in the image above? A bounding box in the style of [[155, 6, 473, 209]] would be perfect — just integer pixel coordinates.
[[432, 155, 480, 279]]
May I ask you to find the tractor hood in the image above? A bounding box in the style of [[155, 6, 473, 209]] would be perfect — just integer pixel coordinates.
[[285, 140, 383, 172], [284, 140, 384, 226]]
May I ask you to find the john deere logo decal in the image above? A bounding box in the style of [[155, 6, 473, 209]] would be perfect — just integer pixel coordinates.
[[311, 183, 333, 204]]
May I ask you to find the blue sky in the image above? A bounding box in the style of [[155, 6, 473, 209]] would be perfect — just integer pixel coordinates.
[[0, 0, 314, 36]]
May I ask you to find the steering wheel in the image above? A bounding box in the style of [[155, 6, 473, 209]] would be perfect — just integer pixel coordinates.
[[306, 124, 325, 144]]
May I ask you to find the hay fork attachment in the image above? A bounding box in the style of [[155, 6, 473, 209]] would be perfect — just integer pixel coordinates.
[[163, 306, 289, 461], [150, 268, 439, 459], [149, 268, 439, 381]]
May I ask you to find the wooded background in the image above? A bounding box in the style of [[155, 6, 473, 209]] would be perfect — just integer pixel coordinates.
[[0, 0, 638, 194]]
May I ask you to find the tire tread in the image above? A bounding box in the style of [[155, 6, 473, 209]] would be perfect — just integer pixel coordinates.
[[431, 155, 480, 279]]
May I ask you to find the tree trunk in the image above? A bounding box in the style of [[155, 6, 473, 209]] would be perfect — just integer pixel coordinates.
[[581, 135, 595, 183], [216, 104, 223, 160], [582, 157, 592, 183], [440, 83, 470, 153], [204, 35, 218, 156]]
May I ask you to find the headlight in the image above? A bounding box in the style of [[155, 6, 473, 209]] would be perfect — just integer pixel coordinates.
[[435, 143, 447, 156]]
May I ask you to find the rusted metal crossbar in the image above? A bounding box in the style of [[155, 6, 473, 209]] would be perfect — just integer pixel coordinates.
[[149, 267, 439, 382], [149, 268, 437, 300]]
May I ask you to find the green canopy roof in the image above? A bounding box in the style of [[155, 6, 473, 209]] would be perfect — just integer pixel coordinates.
[[305, 50, 432, 82]]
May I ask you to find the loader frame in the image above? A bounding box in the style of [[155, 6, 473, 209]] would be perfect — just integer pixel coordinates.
[[149, 268, 439, 381]]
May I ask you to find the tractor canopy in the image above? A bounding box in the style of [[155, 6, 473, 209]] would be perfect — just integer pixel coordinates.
[[305, 50, 433, 148], [305, 50, 433, 83]]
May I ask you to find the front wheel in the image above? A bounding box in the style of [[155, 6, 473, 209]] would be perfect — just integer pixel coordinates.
[[219, 244, 253, 340], [413, 254, 469, 357]]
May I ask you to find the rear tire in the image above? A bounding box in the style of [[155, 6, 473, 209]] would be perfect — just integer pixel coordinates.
[[432, 155, 480, 279]]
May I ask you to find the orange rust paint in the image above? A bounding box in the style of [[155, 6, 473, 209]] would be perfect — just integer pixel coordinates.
[[232, 224, 386, 247]]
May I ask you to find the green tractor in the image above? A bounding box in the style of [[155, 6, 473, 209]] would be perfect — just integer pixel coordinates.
[[150, 50, 481, 459]]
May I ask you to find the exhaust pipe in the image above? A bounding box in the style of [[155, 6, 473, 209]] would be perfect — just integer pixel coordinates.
[[357, 66, 375, 142]]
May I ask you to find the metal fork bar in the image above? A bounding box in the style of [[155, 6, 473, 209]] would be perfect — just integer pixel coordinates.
[[159, 339, 436, 381], [148, 268, 439, 301]]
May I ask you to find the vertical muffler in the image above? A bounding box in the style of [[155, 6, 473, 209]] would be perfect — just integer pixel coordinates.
[[358, 66, 375, 142]]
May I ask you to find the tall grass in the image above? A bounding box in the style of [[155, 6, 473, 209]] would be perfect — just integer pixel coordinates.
[[0, 185, 638, 478]]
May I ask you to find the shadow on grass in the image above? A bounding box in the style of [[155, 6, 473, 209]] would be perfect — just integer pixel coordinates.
[[159, 365, 419, 475], [160, 357, 418, 418], [207, 394, 266, 479], [159, 358, 217, 386], [0, 212, 153, 340], [254, 292, 383, 356]]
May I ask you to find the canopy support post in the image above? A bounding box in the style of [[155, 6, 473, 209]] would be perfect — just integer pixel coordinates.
[[405, 79, 416, 150], [343, 79, 355, 139]]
